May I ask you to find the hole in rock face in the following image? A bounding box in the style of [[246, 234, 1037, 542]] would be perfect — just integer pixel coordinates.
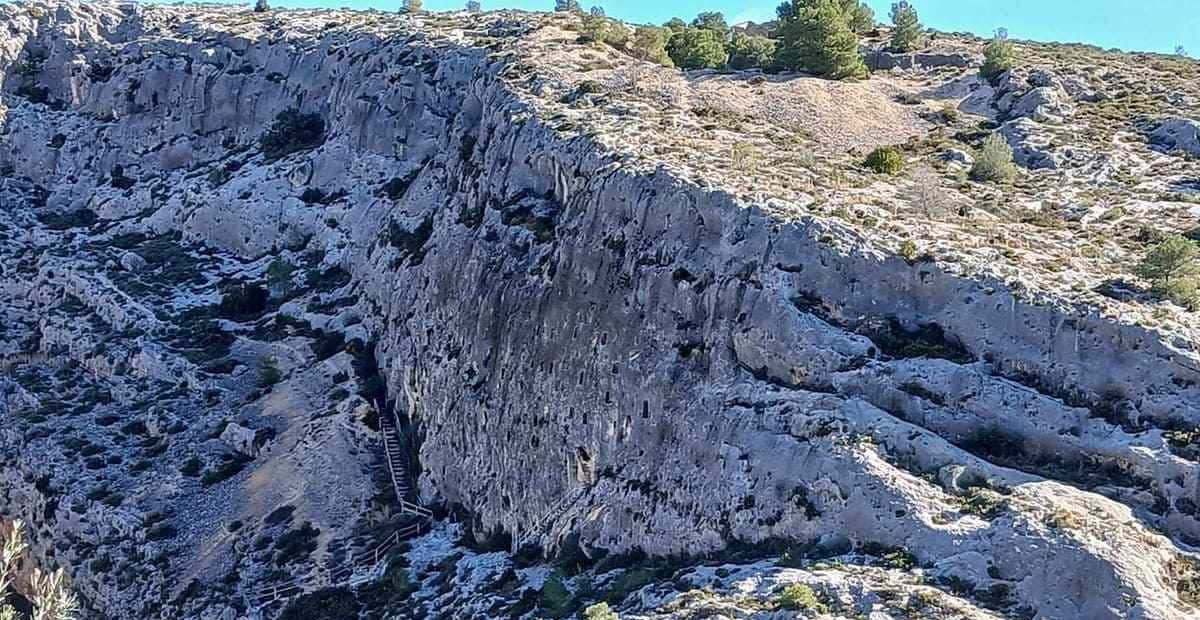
[[575, 447, 595, 484]]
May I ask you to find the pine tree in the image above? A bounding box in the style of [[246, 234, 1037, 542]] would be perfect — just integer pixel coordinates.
[[727, 32, 776, 70], [555, 0, 582, 13], [775, 0, 867, 80], [1138, 235, 1200, 309], [466, 1, 481, 12], [253, 0, 269, 13], [402, 0, 423, 13], [691, 11, 728, 33], [980, 34, 1016, 79], [889, 2, 923, 52], [666, 27, 728, 70], [632, 26, 673, 66], [589, 5, 605, 17], [839, 0, 874, 33]]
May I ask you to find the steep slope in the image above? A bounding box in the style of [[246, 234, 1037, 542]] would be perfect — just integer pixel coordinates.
[[1, 2, 1200, 619]]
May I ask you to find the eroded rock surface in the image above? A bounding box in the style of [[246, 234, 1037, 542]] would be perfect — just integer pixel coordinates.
[[1, 2, 1200, 619]]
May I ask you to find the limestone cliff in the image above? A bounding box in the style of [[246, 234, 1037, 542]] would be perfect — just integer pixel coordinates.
[[1, 2, 1200, 619]]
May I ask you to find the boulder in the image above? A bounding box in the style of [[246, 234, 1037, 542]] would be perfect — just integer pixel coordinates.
[[999, 118, 1059, 169], [1008, 86, 1073, 123], [1149, 117, 1200, 157], [865, 49, 976, 71], [220, 422, 262, 457], [940, 148, 974, 168], [119, 251, 147, 272]]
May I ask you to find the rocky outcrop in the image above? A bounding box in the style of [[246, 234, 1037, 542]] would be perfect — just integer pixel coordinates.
[[1, 3, 1199, 619], [1149, 117, 1200, 157]]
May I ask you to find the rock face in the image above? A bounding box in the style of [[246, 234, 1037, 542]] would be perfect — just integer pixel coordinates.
[[1, 3, 1200, 620], [1150, 117, 1200, 157]]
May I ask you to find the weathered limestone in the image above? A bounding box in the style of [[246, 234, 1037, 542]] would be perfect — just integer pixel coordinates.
[[0, 3, 1198, 619]]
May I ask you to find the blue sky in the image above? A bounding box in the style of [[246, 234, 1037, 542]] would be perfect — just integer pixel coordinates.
[[216, 0, 1200, 55]]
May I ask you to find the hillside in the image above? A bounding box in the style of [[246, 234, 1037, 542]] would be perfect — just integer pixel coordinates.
[[1, 2, 1200, 619]]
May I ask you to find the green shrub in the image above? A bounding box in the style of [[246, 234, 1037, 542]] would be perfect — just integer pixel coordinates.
[[776, 583, 827, 612], [865, 146, 904, 174], [583, 602, 619, 620], [959, 487, 1009, 518], [774, 0, 867, 80], [258, 356, 282, 388], [888, 1, 923, 52], [898, 239, 918, 262], [666, 27, 728, 69], [1137, 235, 1200, 310], [218, 282, 269, 319], [980, 36, 1016, 79], [260, 109, 326, 161], [279, 587, 360, 620], [969, 134, 1017, 183], [727, 33, 776, 70], [539, 570, 575, 615]]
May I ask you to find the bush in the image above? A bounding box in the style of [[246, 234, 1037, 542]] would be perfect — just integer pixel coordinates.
[[774, 0, 867, 80], [888, 1, 923, 52], [260, 109, 326, 161], [218, 282, 269, 319], [865, 146, 904, 174], [539, 570, 575, 615], [898, 239, 918, 262], [279, 587, 359, 620], [666, 28, 728, 69], [731, 141, 759, 171], [583, 602, 619, 620], [727, 33, 776, 70], [969, 133, 1017, 183], [258, 356, 282, 388], [1137, 235, 1200, 310], [631, 26, 673, 66], [980, 36, 1016, 79], [776, 583, 827, 612]]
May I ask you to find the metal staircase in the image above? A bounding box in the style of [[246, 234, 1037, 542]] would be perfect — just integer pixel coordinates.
[[249, 405, 431, 612]]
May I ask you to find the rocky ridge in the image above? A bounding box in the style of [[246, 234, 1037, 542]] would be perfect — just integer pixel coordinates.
[[1, 2, 1200, 619]]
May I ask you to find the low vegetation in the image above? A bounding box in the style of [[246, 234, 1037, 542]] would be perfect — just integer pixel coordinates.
[[865, 146, 904, 174], [969, 134, 1017, 183], [260, 109, 326, 161], [1, 520, 79, 620], [775, 583, 827, 612]]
